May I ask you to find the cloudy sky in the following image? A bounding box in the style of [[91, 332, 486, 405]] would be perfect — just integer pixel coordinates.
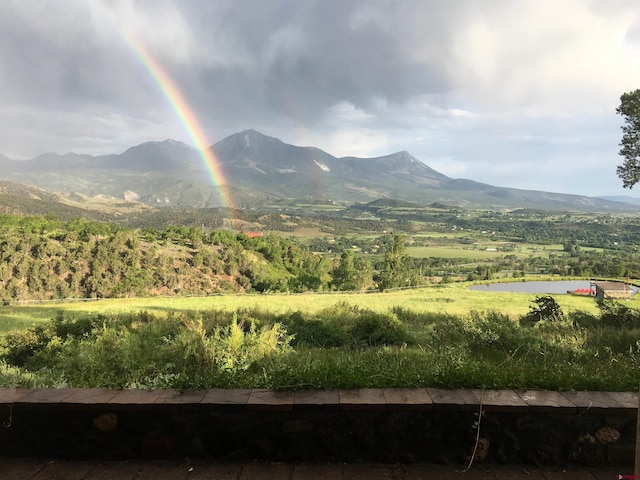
[[1, 0, 639, 197]]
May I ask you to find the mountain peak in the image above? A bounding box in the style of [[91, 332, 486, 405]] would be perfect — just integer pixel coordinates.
[[213, 129, 286, 152], [238, 129, 281, 143], [162, 138, 194, 149], [116, 138, 199, 170], [123, 139, 194, 154], [387, 151, 416, 162], [239, 128, 261, 136]]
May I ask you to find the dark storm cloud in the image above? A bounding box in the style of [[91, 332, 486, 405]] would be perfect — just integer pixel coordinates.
[[172, 0, 452, 125], [0, 2, 168, 115], [0, 1, 456, 135]]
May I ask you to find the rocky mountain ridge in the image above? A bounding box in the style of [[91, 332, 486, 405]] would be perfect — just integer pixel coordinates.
[[0, 129, 634, 212]]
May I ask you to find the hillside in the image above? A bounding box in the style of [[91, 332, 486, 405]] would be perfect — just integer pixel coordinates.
[[0, 216, 333, 302]]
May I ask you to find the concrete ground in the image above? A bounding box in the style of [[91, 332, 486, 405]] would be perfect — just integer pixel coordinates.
[[0, 459, 628, 480]]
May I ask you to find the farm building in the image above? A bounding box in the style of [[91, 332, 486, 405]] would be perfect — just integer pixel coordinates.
[[591, 281, 633, 300]]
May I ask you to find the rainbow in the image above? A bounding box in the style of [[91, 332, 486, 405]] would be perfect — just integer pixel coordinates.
[[107, 13, 233, 214]]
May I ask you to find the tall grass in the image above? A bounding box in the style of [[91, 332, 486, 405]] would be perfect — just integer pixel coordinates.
[[0, 303, 637, 391]]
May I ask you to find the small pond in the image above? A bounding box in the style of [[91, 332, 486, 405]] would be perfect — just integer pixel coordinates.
[[468, 280, 595, 294]]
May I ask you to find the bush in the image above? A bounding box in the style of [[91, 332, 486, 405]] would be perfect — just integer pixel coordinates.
[[584, 327, 640, 355], [165, 315, 293, 388], [390, 306, 430, 325], [0, 310, 294, 389], [521, 295, 563, 326], [280, 312, 347, 347], [0, 360, 67, 388], [0, 327, 47, 366], [279, 307, 413, 348], [568, 310, 599, 329], [349, 311, 412, 347], [597, 299, 640, 329], [48, 311, 101, 339]]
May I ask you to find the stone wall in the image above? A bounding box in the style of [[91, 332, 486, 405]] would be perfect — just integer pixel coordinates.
[[0, 388, 636, 469]]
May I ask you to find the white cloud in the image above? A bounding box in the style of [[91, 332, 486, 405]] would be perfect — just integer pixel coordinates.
[[447, 1, 640, 115], [93, 1, 199, 65], [289, 127, 392, 159], [0, 105, 184, 158]]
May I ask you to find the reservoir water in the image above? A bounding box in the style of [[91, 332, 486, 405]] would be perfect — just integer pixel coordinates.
[[468, 280, 594, 294]]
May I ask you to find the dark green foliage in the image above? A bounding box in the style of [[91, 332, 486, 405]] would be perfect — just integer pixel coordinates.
[[280, 304, 413, 348], [348, 311, 411, 346], [330, 250, 373, 291], [259, 302, 640, 390], [279, 312, 347, 347], [389, 305, 428, 325], [521, 295, 564, 325], [583, 326, 640, 357], [0, 327, 47, 365], [377, 234, 415, 291], [616, 89, 640, 188], [567, 310, 599, 329], [0, 215, 338, 300], [49, 311, 101, 339], [596, 299, 640, 328], [0, 310, 292, 389], [330, 250, 357, 290], [315, 303, 413, 347], [240, 233, 332, 292]]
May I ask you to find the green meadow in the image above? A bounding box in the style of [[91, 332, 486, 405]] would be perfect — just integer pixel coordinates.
[[405, 243, 566, 260], [0, 283, 609, 333]]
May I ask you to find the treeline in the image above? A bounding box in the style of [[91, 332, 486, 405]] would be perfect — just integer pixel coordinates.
[[492, 248, 640, 279], [0, 215, 419, 301], [453, 213, 640, 248]]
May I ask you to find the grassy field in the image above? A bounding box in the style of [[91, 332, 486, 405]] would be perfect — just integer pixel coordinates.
[[0, 282, 613, 333], [406, 246, 507, 259], [405, 243, 567, 260]]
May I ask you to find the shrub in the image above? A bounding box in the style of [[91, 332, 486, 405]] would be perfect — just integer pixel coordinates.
[[568, 310, 599, 329], [390, 305, 431, 325], [213, 316, 292, 372], [521, 295, 563, 326], [584, 328, 640, 355], [0, 327, 47, 366], [48, 311, 101, 339], [0, 360, 67, 388], [172, 315, 293, 387], [280, 312, 347, 347], [597, 299, 640, 329], [349, 311, 412, 347]]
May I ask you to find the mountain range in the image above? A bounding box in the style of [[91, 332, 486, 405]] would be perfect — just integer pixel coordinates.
[[0, 129, 636, 212]]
